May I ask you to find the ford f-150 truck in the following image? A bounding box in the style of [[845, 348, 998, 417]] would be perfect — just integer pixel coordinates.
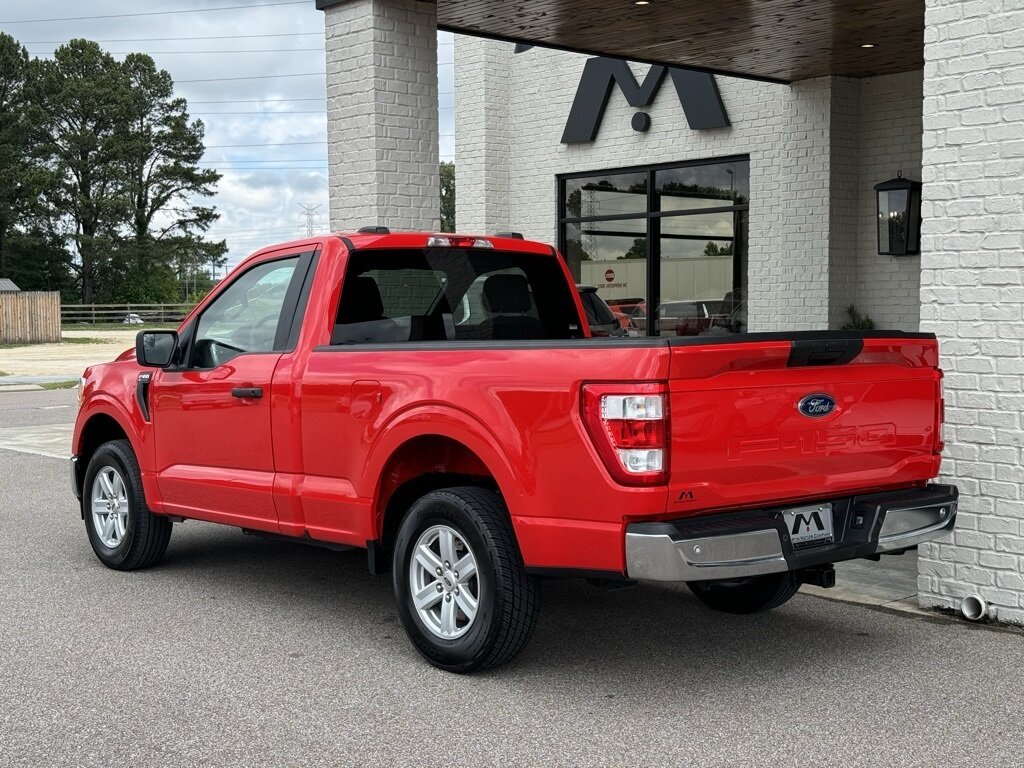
[[71, 229, 958, 672]]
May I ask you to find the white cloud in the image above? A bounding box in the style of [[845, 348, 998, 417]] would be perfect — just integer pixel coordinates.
[[6, 0, 456, 268]]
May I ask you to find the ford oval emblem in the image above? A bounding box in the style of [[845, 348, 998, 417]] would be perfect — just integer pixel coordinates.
[[798, 393, 837, 418]]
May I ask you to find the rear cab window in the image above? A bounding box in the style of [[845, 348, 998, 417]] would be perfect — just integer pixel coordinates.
[[331, 248, 582, 344]]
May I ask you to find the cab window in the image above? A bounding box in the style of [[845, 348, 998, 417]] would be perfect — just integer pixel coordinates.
[[332, 249, 580, 344], [192, 257, 300, 367]]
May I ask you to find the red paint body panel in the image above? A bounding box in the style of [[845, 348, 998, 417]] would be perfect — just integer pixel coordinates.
[[666, 341, 941, 518], [73, 232, 947, 577]]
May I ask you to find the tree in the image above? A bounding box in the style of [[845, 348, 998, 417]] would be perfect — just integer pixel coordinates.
[[109, 53, 224, 303], [440, 161, 455, 232], [26, 39, 223, 304], [27, 40, 132, 303], [0, 33, 39, 277], [622, 237, 646, 259]]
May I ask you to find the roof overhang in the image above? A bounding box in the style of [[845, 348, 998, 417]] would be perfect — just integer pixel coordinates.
[[316, 0, 925, 84]]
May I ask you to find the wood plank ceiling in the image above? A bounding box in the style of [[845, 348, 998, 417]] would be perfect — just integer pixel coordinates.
[[434, 0, 925, 83]]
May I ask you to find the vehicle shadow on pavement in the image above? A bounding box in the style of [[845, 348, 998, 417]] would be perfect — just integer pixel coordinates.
[[152, 522, 892, 684]]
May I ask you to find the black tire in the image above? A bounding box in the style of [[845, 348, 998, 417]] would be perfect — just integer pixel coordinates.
[[687, 572, 801, 614], [83, 439, 172, 571], [392, 486, 541, 673]]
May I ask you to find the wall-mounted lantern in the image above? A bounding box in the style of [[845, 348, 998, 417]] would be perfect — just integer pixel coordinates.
[[875, 171, 922, 256]]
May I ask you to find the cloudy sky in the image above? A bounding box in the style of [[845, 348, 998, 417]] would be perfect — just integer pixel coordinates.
[[0, 0, 455, 270]]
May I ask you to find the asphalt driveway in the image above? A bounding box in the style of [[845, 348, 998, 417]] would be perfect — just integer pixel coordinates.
[[1, 390, 1022, 767]]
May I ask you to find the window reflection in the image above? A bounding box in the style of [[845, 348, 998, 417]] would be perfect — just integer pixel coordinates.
[[560, 158, 749, 337]]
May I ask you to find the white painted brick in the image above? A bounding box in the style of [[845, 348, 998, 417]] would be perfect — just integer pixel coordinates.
[[918, 0, 1024, 627], [324, 0, 439, 231]]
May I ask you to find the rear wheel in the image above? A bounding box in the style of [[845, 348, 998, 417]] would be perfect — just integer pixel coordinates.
[[83, 439, 172, 570], [392, 486, 540, 672], [687, 572, 801, 614]]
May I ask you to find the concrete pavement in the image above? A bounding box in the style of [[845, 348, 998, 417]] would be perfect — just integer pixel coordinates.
[[0, 329, 135, 378], [1, 389, 1022, 766]]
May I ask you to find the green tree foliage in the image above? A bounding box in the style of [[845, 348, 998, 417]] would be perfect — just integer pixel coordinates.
[[0, 33, 40, 276], [440, 161, 455, 232], [2, 36, 223, 304], [622, 237, 646, 259]]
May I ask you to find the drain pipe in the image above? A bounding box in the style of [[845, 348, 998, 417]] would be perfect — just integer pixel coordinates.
[[960, 594, 988, 622]]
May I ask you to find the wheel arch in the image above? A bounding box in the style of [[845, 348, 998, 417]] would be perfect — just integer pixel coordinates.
[[371, 430, 517, 553], [73, 407, 135, 505]]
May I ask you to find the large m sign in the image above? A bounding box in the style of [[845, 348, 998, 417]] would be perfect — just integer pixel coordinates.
[[561, 58, 730, 144]]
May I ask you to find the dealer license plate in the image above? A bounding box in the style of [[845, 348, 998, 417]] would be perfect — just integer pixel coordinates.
[[782, 503, 834, 547]]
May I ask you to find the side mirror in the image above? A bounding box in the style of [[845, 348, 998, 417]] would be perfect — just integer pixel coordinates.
[[136, 330, 178, 368]]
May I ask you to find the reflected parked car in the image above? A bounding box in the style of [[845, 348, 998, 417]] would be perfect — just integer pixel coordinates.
[[630, 300, 725, 336], [576, 285, 627, 337]]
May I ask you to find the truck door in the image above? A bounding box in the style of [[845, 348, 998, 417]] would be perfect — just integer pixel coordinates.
[[149, 250, 314, 531]]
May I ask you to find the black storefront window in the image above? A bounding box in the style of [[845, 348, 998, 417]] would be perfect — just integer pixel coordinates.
[[559, 157, 749, 336]]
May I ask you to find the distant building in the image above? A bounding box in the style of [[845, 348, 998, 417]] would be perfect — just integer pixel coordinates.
[[0, 278, 21, 293]]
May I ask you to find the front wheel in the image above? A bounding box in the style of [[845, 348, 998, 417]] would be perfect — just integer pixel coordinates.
[[687, 572, 801, 614], [83, 439, 172, 570], [392, 486, 540, 673]]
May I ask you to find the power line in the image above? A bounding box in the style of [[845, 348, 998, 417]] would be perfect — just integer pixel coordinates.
[[188, 98, 324, 104], [177, 72, 325, 83], [0, 1, 310, 24], [205, 141, 326, 148], [29, 48, 325, 55], [192, 110, 327, 115], [20, 33, 323, 43]]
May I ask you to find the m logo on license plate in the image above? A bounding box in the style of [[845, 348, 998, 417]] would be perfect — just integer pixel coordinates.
[[783, 504, 834, 547]]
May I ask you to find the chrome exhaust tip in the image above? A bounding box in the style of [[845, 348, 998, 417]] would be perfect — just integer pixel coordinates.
[[960, 594, 988, 622]]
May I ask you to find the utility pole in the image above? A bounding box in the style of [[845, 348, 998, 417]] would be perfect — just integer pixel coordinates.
[[298, 203, 322, 238]]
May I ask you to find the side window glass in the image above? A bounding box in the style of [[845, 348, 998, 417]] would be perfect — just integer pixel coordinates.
[[192, 257, 300, 368]]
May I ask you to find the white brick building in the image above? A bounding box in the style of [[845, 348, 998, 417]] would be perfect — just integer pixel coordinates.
[[318, 0, 1024, 626]]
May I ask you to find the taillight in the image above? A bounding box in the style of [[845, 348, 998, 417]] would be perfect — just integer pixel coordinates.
[[935, 369, 945, 454], [581, 383, 669, 486]]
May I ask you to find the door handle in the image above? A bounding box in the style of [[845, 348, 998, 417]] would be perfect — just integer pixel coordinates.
[[231, 387, 263, 399]]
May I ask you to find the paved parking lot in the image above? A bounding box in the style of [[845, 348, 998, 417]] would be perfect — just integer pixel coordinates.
[[1, 388, 1022, 767], [0, 330, 135, 378]]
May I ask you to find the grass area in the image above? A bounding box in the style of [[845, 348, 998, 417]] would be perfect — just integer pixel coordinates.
[[62, 323, 176, 332], [0, 371, 8, 377], [40, 380, 79, 390]]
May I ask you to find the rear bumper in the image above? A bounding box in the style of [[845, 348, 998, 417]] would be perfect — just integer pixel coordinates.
[[625, 484, 957, 582]]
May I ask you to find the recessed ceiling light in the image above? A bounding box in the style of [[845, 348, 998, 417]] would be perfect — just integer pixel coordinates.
[[635, 1, 651, 5], [861, 43, 876, 49]]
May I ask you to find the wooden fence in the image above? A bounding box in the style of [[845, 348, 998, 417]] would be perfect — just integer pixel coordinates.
[[0, 292, 62, 345], [61, 303, 194, 326]]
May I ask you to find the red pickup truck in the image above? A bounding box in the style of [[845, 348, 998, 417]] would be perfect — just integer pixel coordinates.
[[72, 230, 957, 672]]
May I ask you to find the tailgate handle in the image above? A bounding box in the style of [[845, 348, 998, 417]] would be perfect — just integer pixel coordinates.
[[787, 338, 862, 367]]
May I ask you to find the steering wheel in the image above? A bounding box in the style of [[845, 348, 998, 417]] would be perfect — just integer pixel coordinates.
[[249, 314, 279, 346]]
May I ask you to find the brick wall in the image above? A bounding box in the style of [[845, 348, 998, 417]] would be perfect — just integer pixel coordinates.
[[453, 39, 511, 233], [324, 0, 439, 231], [829, 78, 862, 330], [855, 71, 925, 332], [917, 0, 1024, 625]]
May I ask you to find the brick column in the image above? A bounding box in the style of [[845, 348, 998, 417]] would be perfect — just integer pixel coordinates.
[[319, 0, 439, 231], [453, 36, 512, 234], [917, 0, 1024, 625]]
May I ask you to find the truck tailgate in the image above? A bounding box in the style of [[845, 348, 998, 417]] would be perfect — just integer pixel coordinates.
[[666, 333, 942, 516]]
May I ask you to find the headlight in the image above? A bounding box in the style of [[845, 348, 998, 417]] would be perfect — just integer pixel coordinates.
[[77, 376, 87, 404]]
